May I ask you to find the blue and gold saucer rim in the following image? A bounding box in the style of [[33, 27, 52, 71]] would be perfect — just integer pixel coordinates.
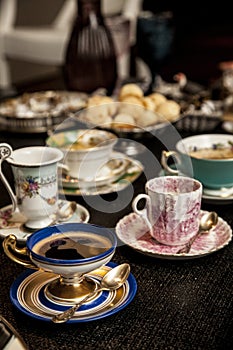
[[28, 223, 117, 266], [10, 262, 137, 323]]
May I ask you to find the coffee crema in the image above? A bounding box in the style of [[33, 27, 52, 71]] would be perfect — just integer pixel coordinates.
[[32, 231, 112, 260]]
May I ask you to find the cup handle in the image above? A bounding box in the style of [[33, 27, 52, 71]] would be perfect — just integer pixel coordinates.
[[58, 162, 70, 175], [161, 150, 180, 175], [132, 194, 153, 233], [2, 234, 37, 269], [0, 143, 17, 212]]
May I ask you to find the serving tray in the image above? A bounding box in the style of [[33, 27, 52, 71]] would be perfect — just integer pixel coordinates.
[[0, 90, 88, 133]]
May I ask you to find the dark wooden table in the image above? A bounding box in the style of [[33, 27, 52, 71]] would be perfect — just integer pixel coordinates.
[[0, 120, 233, 350]]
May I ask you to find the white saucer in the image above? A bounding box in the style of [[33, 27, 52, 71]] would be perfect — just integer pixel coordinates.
[[202, 187, 233, 205], [115, 210, 232, 260], [62, 152, 132, 189], [60, 155, 143, 196], [0, 200, 90, 243]]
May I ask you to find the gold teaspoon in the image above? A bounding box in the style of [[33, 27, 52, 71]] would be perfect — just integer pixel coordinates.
[[177, 211, 218, 254], [52, 263, 131, 323]]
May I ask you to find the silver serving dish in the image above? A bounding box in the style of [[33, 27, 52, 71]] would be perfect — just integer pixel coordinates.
[[175, 100, 223, 133], [0, 90, 88, 133]]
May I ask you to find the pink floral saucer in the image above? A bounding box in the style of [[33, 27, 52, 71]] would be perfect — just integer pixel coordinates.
[[115, 210, 232, 260]]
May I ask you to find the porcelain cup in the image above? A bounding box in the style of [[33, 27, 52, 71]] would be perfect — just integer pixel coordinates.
[[0, 143, 63, 229], [161, 134, 233, 189], [46, 129, 118, 180], [132, 176, 203, 246], [3, 222, 117, 302]]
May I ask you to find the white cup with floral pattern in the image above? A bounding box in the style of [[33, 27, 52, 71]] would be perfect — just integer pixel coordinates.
[[0, 143, 63, 230], [132, 176, 203, 246]]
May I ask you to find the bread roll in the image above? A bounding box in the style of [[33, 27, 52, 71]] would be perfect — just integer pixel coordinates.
[[87, 95, 114, 106], [119, 95, 144, 106], [119, 83, 144, 101], [87, 95, 117, 117], [112, 113, 136, 129], [137, 110, 160, 127], [118, 102, 143, 120], [148, 92, 167, 108], [84, 105, 112, 127], [142, 97, 156, 111], [156, 100, 180, 121]]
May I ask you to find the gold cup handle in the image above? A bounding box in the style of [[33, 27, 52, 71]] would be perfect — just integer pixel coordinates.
[[161, 150, 180, 175], [2, 234, 37, 269], [0, 143, 17, 212]]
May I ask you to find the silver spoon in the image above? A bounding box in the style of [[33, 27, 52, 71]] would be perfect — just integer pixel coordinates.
[[177, 211, 218, 254], [52, 263, 130, 323]]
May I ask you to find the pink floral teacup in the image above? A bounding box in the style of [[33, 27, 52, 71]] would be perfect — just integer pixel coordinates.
[[0, 143, 63, 230], [132, 176, 203, 246]]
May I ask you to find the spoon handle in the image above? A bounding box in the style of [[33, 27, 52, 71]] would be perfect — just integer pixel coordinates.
[[52, 288, 101, 323], [0, 144, 17, 212], [177, 230, 203, 254]]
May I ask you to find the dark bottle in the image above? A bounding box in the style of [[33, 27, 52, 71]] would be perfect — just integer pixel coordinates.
[[64, 0, 117, 95]]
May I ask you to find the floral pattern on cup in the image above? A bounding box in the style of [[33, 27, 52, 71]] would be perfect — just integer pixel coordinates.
[[20, 176, 39, 198], [16, 175, 57, 206], [0, 144, 63, 230]]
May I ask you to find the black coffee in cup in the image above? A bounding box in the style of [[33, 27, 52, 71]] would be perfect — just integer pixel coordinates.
[[32, 231, 112, 260]]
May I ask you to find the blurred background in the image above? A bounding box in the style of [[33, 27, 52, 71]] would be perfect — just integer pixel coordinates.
[[1, 0, 233, 94]]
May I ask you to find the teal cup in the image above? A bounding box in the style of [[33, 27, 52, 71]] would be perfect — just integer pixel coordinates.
[[161, 134, 233, 189]]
